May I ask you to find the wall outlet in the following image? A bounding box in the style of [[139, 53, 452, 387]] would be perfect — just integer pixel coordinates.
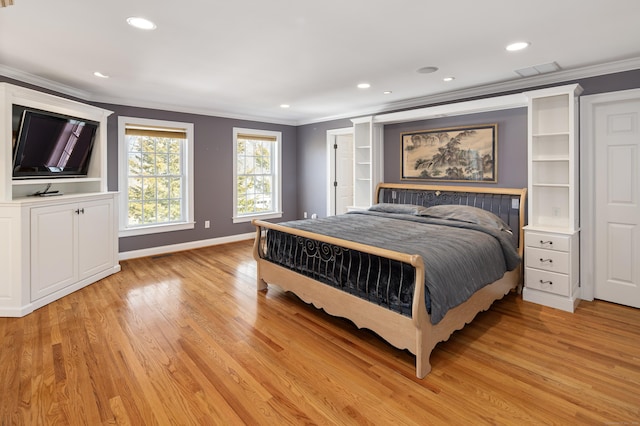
[[303, 212, 307, 218], [552, 207, 561, 217], [204, 220, 210, 228]]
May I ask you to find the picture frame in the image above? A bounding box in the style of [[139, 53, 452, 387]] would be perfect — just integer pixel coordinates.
[[401, 123, 498, 182]]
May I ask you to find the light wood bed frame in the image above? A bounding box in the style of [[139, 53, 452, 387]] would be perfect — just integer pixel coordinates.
[[252, 183, 527, 378]]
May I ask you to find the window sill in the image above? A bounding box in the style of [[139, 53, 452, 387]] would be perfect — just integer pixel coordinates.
[[119, 221, 195, 237], [233, 212, 283, 224]]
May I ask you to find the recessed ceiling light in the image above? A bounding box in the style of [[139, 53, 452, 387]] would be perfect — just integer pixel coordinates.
[[280, 104, 290, 108], [417, 66, 438, 74], [357, 83, 371, 89], [383, 91, 392, 95], [506, 41, 530, 52], [93, 71, 109, 79], [126, 17, 157, 30], [443, 77, 455, 82]]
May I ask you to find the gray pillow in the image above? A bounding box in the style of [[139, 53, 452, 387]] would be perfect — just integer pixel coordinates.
[[419, 205, 512, 234], [368, 203, 430, 215]]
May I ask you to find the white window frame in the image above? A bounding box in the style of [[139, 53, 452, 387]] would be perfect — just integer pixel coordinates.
[[232, 127, 282, 223], [118, 116, 195, 236]]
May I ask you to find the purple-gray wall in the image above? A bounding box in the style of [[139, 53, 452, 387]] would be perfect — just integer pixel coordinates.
[[3, 68, 640, 254], [296, 68, 640, 221], [383, 108, 528, 188], [295, 118, 352, 219], [97, 103, 298, 253]]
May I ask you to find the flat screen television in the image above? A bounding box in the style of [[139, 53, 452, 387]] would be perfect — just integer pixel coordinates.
[[12, 108, 99, 179]]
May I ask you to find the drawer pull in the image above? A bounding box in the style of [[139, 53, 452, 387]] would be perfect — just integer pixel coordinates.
[[539, 279, 553, 285], [540, 240, 553, 246], [539, 258, 553, 263]]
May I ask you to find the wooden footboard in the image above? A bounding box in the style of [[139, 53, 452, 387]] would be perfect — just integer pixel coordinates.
[[251, 183, 526, 378], [252, 221, 519, 378]]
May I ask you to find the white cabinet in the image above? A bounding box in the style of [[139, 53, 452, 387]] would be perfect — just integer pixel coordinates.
[[523, 84, 582, 312], [0, 193, 120, 316], [524, 231, 579, 309], [0, 82, 119, 317], [351, 116, 383, 209], [31, 197, 115, 301]]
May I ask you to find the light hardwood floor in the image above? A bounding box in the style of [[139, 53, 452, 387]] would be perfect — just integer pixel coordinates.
[[1, 240, 639, 425]]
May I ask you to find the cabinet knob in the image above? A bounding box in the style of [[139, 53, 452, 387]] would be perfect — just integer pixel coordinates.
[[75, 208, 85, 215], [539, 258, 553, 263]]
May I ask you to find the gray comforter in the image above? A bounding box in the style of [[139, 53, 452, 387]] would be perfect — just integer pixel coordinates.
[[274, 206, 521, 324]]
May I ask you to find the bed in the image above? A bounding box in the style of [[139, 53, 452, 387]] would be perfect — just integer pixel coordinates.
[[252, 183, 527, 378]]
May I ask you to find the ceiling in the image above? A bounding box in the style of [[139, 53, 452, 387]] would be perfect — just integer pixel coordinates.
[[1, 1, 640, 125]]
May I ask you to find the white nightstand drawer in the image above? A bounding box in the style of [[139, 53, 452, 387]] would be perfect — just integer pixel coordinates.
[[525, 268, 570, 296], [525, 232, 570, 252], [525, 247, 569, 273]]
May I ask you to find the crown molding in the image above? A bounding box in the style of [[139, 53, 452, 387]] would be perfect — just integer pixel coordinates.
[[0, 64, 92, 100], [3, 57, 640, 127], [299, 56, 640, 125]]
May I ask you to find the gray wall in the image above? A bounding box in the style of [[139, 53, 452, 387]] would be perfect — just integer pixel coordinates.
[[4, 67, 640, 254], [383, 108, 528, 188], [97, 103, 298, 253], [295, 118, 352, 219], [295, 68, 640, 220]]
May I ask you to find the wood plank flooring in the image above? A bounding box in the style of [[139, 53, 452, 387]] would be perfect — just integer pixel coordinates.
[[1, 240, 639, 425]]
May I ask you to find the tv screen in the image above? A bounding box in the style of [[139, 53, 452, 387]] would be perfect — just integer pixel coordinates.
[[12, 109, 98, 179]]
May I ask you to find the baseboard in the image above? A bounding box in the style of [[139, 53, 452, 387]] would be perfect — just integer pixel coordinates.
[[522, 287, 581, 312], [118, 232, 255, 261]]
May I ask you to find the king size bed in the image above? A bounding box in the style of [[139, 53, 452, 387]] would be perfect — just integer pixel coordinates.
[[252, 183, 526, 378]]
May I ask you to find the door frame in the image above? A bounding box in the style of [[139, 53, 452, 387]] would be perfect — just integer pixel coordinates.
[[580, 88, 640, 301], [326, 127, 354, 216]]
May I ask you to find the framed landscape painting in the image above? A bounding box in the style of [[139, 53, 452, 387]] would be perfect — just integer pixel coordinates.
[[401, 124, 498, 182]]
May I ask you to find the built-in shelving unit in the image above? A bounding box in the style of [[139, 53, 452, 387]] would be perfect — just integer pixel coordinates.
[[523, 84, 582, 312], [0, 83, 120, 317], [351, 116, 383, 209]]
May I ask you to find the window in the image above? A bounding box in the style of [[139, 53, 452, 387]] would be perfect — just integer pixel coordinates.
[[118, 117, 194, 236], [233, 128, 282, 223]]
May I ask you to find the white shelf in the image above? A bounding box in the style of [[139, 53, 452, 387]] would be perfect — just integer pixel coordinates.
[[524, 83, 582, 312], [12, 177, 103, 185], [0, 83, 113, 202], [351, 117, 383, 208]]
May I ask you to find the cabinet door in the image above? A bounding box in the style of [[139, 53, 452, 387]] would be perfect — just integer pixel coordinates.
[[31, 203, 77, 301], [78, 198, 114, 280]]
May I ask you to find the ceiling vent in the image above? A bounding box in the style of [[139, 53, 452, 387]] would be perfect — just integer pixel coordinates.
[[515, 61, 561, 77]]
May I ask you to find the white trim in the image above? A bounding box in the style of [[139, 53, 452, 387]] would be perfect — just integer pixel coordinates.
[[118, 116, 195, 235], [118, 232, 255, 261], [4, 58, 640, 126], [118, 221, 195, 237], [232, 211, 282, 224], [579, 88, 640, 302], [232, 127, 282, 223], [371, 93, 527, 124], [300, 57, 640, 125]]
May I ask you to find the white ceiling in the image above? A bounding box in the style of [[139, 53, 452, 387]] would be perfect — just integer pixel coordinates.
[[1, 0, 640, 125]]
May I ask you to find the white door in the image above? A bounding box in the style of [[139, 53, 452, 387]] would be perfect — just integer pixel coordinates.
[[327, 128, 354, 216], [593, 96, 640, 307], [334, 133, 354, 215]]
